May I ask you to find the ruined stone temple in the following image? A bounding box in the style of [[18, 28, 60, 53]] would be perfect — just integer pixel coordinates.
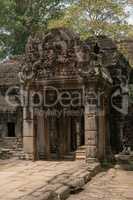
[[0, 28, 132, 161]]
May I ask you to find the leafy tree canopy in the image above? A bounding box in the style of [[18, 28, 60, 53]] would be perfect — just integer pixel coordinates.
[[48, 0, 132, 39], [0, 0, 133, 60], [0, 0, 66, 59]]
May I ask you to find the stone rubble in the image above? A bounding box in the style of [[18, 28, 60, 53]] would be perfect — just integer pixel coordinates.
[[0, 159, 101, 200], [67, 167, 133, 200], [18, 162, 100, 200]]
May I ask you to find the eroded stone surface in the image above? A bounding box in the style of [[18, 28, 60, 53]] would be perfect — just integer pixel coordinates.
[[0, 159, 100, 200], [68, 167, 133, 200]]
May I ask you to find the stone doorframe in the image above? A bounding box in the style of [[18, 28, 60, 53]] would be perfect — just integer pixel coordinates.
[[22, 80, 112, 161], [22, 82, 85, 160]]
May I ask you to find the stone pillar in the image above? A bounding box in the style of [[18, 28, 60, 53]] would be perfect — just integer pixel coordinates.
[[36, 113, 45, 159], [44, 114, 50, 159], [76, 118, 81, 147], [22, 86, 35, 160], [84, 104, 98, 163], [97, 97, 106, 160], [23, 106, 35, 160]]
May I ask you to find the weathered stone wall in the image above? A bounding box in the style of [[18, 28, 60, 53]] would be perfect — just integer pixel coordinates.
[[0, 110, 23, 159], [123, 106, 133, 150], [0, 111, 22, 138], [0, 123, 7, 138], [0, 137, 23, 159]]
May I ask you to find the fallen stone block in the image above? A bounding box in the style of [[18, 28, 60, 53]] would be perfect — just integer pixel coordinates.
[[87, 163, 101, 176], [66, 177, 85, 192], [75, 171, 92, 183], [55, 185, 70, 200], [32, 190, 57, 200], [38, 191, 57, 200], [56, 178, 70, 185], [48, 174, 70, 185], [72, 169, 87, 177]]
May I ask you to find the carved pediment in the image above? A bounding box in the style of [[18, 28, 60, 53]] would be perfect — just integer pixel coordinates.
[[20, 28, 84, 81], [19, 28, 114, 86]]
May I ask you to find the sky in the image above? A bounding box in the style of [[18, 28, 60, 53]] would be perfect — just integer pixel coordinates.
[[127, 6, 133, 24]]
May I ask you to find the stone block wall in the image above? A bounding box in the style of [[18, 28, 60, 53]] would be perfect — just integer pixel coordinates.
[[0, 137, 23, 159]]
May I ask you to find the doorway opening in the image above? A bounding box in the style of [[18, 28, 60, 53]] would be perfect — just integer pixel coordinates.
[[7, 122, 15, 137]]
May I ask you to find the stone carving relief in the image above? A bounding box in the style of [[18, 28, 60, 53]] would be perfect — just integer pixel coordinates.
[[20, 29, 87, 83], [19, 28, 114, 87]]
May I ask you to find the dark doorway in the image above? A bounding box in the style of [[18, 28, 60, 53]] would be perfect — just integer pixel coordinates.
[[71, 118, 77, 152], [80, 115, 85, 146], [70, 115, 85, 152], [7, 123, 15, 137]]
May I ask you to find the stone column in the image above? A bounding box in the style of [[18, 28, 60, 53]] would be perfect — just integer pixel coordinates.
[[84, 104, 98, 163], [97, 97, 106, 160], [44, 114, 50, 159], [76, 118, 81, 147], [22, 87, 35, 160], [23, 106, 35, 160]]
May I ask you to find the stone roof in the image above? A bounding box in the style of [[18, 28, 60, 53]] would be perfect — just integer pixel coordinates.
[[0, 59, 21, 86], [0, 58, 21, 112], [86, 36, 130, 68], [86, 35, 117, 50], [117, 39, 133, 68], [86, 36, 130, 85]]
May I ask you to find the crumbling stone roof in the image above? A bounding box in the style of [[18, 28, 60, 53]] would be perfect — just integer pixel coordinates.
[[86, 36, 129, 68], [86, 35, 117, 50], [115, 39, 133, 84], [117, 39, 133, 68], [86, 36, 130, 84], [0, 58, 21, 112]]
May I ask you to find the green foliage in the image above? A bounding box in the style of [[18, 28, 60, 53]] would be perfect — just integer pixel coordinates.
[[0, 0, 65, 59], [0, 0, 133, 59], [48, 0, 132, 39]]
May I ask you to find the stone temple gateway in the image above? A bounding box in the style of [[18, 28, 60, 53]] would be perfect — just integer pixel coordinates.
[[0, 28, 131, 161]]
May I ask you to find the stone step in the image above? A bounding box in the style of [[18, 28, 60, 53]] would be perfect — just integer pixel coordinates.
[[76, 150, 85, 154], [63, 153, 75, 161], [75, 146, 86, 160], [77, 145, 86, 150], [76, 155, 86, 160]]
